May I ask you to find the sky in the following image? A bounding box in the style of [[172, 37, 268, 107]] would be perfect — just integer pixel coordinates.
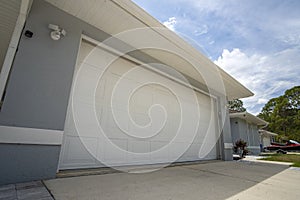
[[132, 0, 300, 115]]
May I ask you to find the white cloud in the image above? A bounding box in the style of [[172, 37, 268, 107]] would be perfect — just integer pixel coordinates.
[[194, 25, 208, 36], [258, 98, 269, 104], [214, 48, 300, 115], [177, 0, 300, 49], [133, 0, 300, 115], [163, 17, 177, 31]]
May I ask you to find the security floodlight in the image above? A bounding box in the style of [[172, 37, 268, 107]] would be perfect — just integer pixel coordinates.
[[48, 24, 67, 40]]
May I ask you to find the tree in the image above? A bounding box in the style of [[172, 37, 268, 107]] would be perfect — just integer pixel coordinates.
[[258, 86, 300, 142], [228, 99, 246, 112]]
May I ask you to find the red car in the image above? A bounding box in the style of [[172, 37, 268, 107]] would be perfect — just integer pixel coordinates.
[[265, 140, 300, 152]]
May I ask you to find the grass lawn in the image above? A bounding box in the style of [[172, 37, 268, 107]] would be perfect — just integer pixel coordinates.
[[260, 154, 300, 167]]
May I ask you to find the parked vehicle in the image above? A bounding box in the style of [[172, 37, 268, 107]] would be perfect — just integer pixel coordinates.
[[265, 140, 300, 151]]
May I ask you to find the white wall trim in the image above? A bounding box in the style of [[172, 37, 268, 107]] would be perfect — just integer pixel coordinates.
[[0, 125, 63, 145], [248, 146, 260, 149], [0, 0, 32, 101], [224, 143, 233, 149]]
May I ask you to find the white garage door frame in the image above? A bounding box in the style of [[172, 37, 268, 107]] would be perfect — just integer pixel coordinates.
[[58, 34, 222, 170], [81, 35, 218, 99]]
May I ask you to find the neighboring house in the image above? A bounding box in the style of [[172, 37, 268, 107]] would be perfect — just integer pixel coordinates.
[[259, 130, 278, 149], [0, 0, 253, 185], [230, 112, 268, 155]]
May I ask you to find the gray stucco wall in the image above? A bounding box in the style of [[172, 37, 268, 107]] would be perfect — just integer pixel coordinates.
[[230, 118, 240, 143], [219, 98, 233, 161], [230, 117, 261, 155], [238, 119, 248, 142], [0, 0, 111, 185], [230, 118, 249, 144], [0, 0, 111, 130], [251, 124, 260, 146], [0, 143, 60, 185]]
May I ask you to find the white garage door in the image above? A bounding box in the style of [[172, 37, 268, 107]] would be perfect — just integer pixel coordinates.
[[58, 38, 220, 170], [263, 136, 271, 147]]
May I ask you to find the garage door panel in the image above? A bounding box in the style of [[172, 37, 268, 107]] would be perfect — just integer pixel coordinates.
[[263, 137, 271, 147], [131, 86, 154, 105], [59, 136, 98, 169], [204, 147, 217, 160], [63, 109, 78, 137], [82, 47, 116, 71], [184, 143, 201, 160], [108, 57, 137, 77], [150, 140, 168, 152], [101, 114, 129, 140], [128, 140, 151, 164], [73, 64, 104, 104], [70, 102, 101, 138], [76, 41, 95, 64], [151, 119, 179, 142], [150, 141, 169, 163], [169, 142, 189, 161], [59, 39, 219, 169], [103, 138, 127, 165], [197, 93, 212, 106], [130, 111, 150, 125]]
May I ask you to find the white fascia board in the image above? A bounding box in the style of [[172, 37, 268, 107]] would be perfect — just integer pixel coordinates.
[[230, 112, 268, 126], [259, 130, 278, 136]]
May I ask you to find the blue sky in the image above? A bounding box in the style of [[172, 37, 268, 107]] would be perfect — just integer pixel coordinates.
[[132, 0, 300, 115]]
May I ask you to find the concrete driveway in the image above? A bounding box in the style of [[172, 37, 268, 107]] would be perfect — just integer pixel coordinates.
[[45, 161, 300, 200]]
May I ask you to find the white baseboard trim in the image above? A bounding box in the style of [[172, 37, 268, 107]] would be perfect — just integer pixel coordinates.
[[0, 125, 63, 145], [248, 146, 260, 149], [224, 143, 233, 149]]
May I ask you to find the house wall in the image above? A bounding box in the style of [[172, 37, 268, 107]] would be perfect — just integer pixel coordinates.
[[0, 143, 60, 185], [0, 0, 233, 184], [238, 119, 249, 143], [0, 0, 111, 130], [220, 99, 233, 161], [0, 0, 111, 185], [230, 117, 239, 144], [230, 118, 246, 143], [230, 117, 261, 155], [261, 135, 272, 147], [248, 123, 260, 155]]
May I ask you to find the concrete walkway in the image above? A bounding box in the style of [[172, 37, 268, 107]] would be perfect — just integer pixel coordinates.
[[0, 181, 53, 200], [227, 167, 300, 199], [241, 155, 293, 165], [45, 161, 300, 200]]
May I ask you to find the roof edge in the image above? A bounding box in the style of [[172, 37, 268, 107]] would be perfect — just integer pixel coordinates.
[[230, 112, 268, 126]]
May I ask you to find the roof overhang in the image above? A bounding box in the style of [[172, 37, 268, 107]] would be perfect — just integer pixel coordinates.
[[259, 130, 278, 137], [45, 0, 253, 99], [0, 0, 22, 71], [230, 112, 268, 126]]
